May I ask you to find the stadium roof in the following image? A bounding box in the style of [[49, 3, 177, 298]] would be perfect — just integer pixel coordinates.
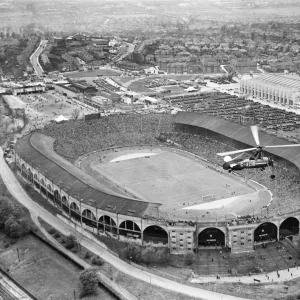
[[174, 112, 300, 170], [16, 133, 154, 217], [245, 74, 300, 90]]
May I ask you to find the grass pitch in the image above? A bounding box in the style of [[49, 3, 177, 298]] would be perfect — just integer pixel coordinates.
[[83, 148, 257, 215]]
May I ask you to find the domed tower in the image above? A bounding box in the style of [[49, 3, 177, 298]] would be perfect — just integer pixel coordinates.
[[239, 103, 256, 125]]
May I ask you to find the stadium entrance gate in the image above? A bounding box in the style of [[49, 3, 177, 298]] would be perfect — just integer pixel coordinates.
[[143, 225, 168, 245], [254, 222, 277, 243], [198, 228, 225, 247], [279, 217, 299, 240]]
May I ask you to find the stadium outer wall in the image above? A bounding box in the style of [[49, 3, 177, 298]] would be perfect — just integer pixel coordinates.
[[14, 131, 300, 254]]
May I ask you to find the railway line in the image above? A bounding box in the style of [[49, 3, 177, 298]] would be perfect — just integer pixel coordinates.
[[0, 268, 36, 300]]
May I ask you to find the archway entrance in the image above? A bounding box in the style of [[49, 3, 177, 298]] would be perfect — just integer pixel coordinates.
[[61, 196, 69, 214], [98, 215, 117, 235], [280, 217, 299, 240], [28, 168, 33, 183], [82, 209, 97, 228], [70, 202, 80, 222], [143, 225, 168, 245], [254, 222, 277, 242], [119, 220, 141, 239], [53, 190, 61, 207], [198, 228, 225, 247]]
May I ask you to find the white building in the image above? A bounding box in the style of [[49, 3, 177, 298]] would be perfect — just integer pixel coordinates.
[[240, 74, 300, 109]]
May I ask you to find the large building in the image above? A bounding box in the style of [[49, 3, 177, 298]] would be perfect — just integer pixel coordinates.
[[14, 113, 300, 254], [240, 74, 300, 109]]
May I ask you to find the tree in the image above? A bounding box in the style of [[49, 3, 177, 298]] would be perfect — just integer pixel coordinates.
[[185, 252, 195, 266], [126, 243, 141, 263], [0, 197, 20, 228], [64, 234, 78, 249], [79, 268, 98, 298], [5, 217, 21, 238], [71, 108, 80, 120]]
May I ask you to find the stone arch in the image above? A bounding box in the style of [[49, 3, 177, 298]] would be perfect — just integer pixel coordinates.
[[47, 184, 52, 193], [46, 184, 54, 201], [254, 222, 278, 242], [82, 209, 97, 228], [98, 215, 117, 234], [33, 173, 40, 189], [143, 225, 168, 244], [198, 227, 225, 247], [279, 217, 299, 239], [119, 220, 141, 238], [40, 179, 46, 195], [61, 196, 69, 213], [28, 168, 33, 183], [70, 202, 80, 222], [53, 190, 61, 206]]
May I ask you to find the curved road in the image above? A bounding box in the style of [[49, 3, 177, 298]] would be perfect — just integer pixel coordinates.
[[0, 147, 249, 300], [30, 39, 48, 76]]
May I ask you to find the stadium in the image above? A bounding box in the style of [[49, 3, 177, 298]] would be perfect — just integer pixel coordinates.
[[15, 112, 300, 254]]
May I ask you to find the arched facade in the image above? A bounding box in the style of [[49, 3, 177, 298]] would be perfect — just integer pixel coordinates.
[[61, 196, 69, 213], [15, 144, 300, 254], [254, 222, 278, 242], [119, 220, 141, 238], [82, 209, 97, 228], [198, 227, 225, 247], [98, 215, 117, 235], [70, 202, 81, 222], [143, 225, 168, 245], [279, 217, 299, 239], [28, 168, 33, 183], [53, 190, 61, 206]]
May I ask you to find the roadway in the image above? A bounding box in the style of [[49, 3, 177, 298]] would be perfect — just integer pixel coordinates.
[[0, 146, 248, 300], [112, 42, 135, 63], [30, 39, 48, 76]]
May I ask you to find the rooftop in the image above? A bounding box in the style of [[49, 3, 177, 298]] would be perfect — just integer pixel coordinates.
[[15, 133, 152, 217], [174, 112, 300, 170], [244, 74, 300, 90]]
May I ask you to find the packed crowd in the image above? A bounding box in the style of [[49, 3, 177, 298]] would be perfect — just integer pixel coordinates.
[[164, 131, 300, 217], [42, 112, 300, 218], [42, 113, 174, 162]]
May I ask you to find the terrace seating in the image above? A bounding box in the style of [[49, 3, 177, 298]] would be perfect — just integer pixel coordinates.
[[164, 131, 300, 218]]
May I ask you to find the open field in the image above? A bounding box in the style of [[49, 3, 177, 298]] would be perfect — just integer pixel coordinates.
[[64, 69, 121, 78], [3, 91, 94, 131], [127, 80, 154, 93], [80, 147, 263, 217]]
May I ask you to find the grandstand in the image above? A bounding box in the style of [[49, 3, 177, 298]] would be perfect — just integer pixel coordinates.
[[14, 112, 300, 254]]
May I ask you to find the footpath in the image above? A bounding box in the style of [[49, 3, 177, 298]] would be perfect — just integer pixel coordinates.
[[1, 146, 298, 299]]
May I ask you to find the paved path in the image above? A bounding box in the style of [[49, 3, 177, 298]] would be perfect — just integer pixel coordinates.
[[0, 147, 256, 300]]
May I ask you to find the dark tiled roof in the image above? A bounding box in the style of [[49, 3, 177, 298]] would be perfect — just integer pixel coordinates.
[[16, 133, 151, 217], [174, 112, 300, 169]]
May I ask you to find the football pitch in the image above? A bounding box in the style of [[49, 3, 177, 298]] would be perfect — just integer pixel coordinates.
[[82, 148, 260, 214]]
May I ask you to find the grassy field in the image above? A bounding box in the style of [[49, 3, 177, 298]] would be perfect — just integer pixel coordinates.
[[127, 80, 154, 93], [81, 147, 257, 217]]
